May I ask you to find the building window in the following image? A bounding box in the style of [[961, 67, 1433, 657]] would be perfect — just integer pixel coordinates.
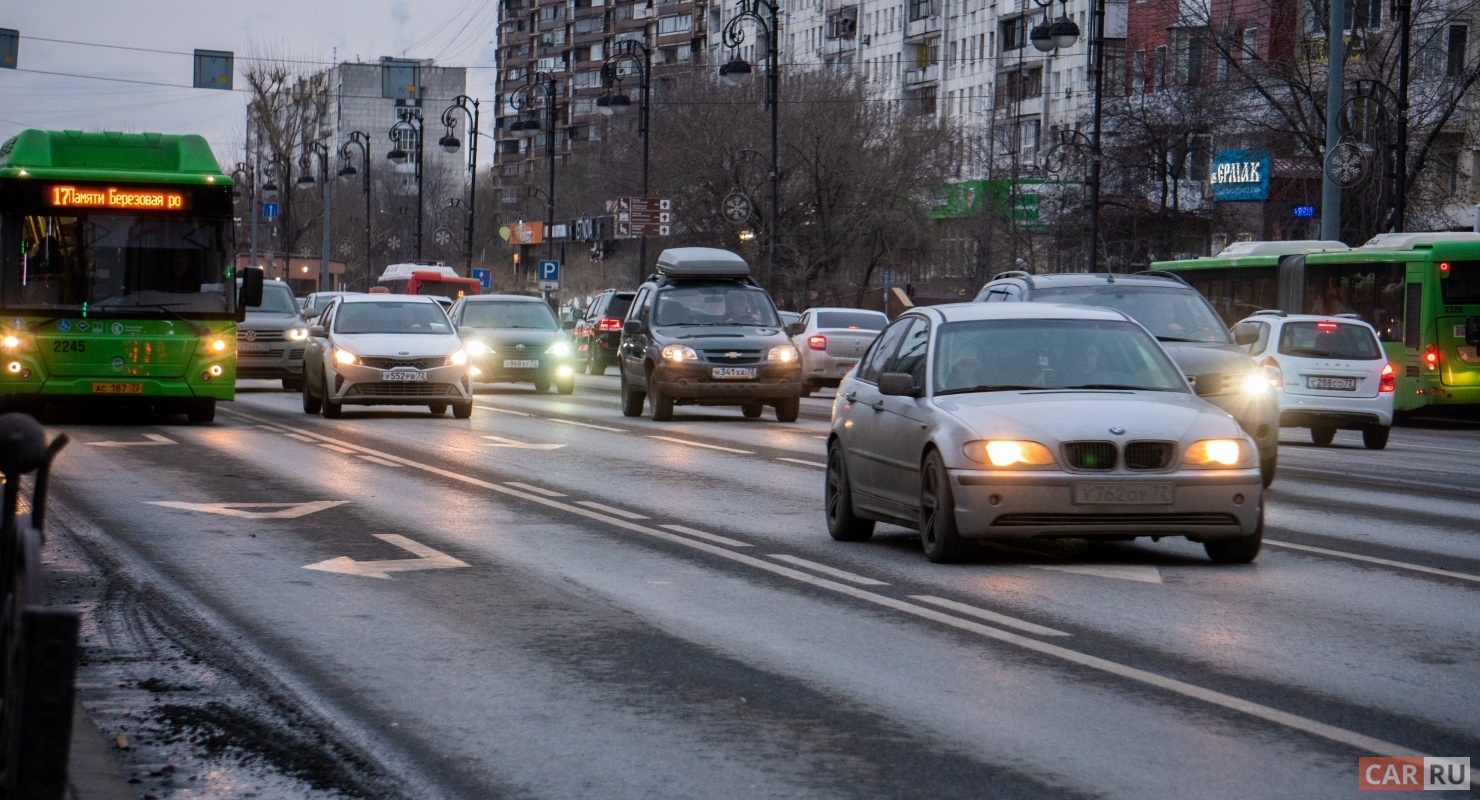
[[1242, 28, 1258, 60], [1154, 45, 1167, 88], [658, 14, 693, 34], [1132, 50, 1146, 92], [909, 0, 935, 23], [1019, 119, 1040, 164], [1448, 25, 1468, 78], [1000, 16, 1027, 51]]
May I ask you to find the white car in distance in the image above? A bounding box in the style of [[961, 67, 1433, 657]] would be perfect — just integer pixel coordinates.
[[1231, 311, 1395, 449], [789, 308, 889, 396]]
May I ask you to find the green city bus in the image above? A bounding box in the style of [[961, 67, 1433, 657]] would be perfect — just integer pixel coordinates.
[[0, 129, 262, 421], [1151, 233, 1480, 413]]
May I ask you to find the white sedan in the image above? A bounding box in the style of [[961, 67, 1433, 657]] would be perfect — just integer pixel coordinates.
[[827, 302, 1264, 564], [301, 295, 473, 419], [789, 307, 888, 395]]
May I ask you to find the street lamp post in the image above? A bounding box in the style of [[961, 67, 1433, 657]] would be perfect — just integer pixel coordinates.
[[297, 140, 333, 291], [440, 95, 480, 275], [510, 72, 559, 258], [230, 161, 257, 278], [720, 0, 780, 293], [338, 131, 372, 288], [599, 39, 652, 282], [387, 108, 426, 261]]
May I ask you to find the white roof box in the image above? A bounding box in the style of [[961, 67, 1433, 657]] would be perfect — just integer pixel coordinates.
[[379, 261, 458, 282], [1216, 240, 1349, 257], [655, 247, 750, 278], [1360, 232, 1480, 250]]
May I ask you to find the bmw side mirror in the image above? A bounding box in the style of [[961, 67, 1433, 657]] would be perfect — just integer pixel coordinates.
[[878, 372, 920, 397], [308, 325, 327, 338], [623, 319, 643, 335], [786, 322, 805, 337], [1466, 316, 1480, 347], [238, 267, 265, 312]]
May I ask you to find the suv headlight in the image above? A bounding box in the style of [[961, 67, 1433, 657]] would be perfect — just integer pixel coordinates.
[[546, 341, 571, 357], [1183, 439, 1250, 468], [768, 344, 799, 363], [465, 340, 492, 356], [1241, 370, 1270, 395], [661, 344, 698, 362], [285, 327, 309, 342], [333, 347, 359, 366]]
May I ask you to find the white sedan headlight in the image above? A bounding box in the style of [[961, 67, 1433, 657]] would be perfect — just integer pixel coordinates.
[[447, 349, 469, 366], [333, 347, 358, 366], [768, 344, 799, 363]]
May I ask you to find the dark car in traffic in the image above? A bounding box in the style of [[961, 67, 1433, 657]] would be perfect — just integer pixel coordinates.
[[237, 280, 309, 390], [573, 289, 635, 375], [618, 247, 803, 422], [450, 294, 579, 394]]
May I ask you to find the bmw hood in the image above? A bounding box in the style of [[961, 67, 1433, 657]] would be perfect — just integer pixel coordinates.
[[333, 333, 461, 358], [934, 391, 1244, 443]]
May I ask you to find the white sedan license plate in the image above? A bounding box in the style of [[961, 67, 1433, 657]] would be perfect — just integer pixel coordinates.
[[712, 367, 758, 379], [1072, 482, 1174, 505], [1306, 376, 1357, 391], [382, 370, 428, 382], [503, 359, 539, 369]]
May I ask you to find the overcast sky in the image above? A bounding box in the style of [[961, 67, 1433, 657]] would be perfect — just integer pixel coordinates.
[[2, 0, 497, 166]]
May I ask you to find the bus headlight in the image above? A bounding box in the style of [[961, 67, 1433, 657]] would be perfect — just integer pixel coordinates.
[[285, 327, 309, 342], [333, 347, 359, 366], [6, 361, 23, 374], [208, 338, 229, 353], [2, 335, 19, 350]]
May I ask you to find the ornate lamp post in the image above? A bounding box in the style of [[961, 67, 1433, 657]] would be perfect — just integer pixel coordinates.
[[509, 72, 559, 258], [440, 95, 480, 274], [297, 140, 333, 291], [599, 40, 653, 281], [230, 161, 258, 278], [720, 0, 780, 292], [338, 130, 373, 287], [387, 108, 425, 261]]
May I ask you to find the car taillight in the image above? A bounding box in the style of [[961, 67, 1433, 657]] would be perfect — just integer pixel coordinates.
[[1379, 362, 1395, 392], [1259, 356, 1282, 387], [1424, 345, 1439, 370], [598, 317, 624, 332], [807, 334, 827, 350]]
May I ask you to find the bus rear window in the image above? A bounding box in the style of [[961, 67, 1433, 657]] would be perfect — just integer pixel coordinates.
[[1278, 322, 1383, 360], [1302, 262, 1405, 342], [1440, 261, 1480, 305]]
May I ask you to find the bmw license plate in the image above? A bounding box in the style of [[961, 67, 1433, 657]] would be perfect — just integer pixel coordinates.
[[382, 370, 427, 382], [712, 367, 757, 379], [1071, 482, 1174, 505], [503, 359, 539, 368], [1306, 376, 1357, 391]]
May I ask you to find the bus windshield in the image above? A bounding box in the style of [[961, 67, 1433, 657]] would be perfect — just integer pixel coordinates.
[[2, 212, 234, 316]]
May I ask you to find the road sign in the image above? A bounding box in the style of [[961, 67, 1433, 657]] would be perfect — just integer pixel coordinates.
[[538, 260, 560, 283], [471, 268, 491, 289], [262, 201, 280, 220], [193, 49, 234, 90], [609, 198, 673, 238], [0, 29, 17, 69]]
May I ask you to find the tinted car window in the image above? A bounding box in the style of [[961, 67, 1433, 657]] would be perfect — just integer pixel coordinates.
[[250, 284, 297, 314], [890, 318, 930, 383], [653, 285, 780, 327], [334, 302, 451, 335], [934, 319, 1187, 394], [461, 301, 559, 330], [857, 317, 913, 383], [816, 311, 887, 331], [1032, 285, 1231, 344], [1277, 322, 1383, 360], [605, 293, 635, 319]]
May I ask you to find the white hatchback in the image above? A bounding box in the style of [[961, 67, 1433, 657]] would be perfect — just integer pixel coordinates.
[[1232, 312, 1395, 449]]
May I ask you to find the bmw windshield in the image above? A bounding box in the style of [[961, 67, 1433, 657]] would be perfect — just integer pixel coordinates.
[[934, 319, 1188, 395]]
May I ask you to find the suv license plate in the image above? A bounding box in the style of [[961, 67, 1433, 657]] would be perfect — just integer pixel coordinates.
[[1072, 482, 1174, 505], [1306, 376, 1357, 391], [382, 371, 428, 382], [712, 367, 758, 379]]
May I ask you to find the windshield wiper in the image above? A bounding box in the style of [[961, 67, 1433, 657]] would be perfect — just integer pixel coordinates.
[[936, 384, 1044, 396], [1154, 335, 1206, 343]]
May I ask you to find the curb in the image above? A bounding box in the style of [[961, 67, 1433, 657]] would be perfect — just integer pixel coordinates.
[[66, 699, 136, 800]]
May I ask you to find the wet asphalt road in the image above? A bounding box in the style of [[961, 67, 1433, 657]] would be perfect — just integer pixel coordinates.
[[45, 375, 1480, 799]]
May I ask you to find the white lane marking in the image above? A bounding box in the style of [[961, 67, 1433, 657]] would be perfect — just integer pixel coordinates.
[[284, 433, 317, 443], [548, 418, 626, 432], [777, 457, 827, 468], [303, 534, 469, 580], [318, 443, 357, 454], [357, 455, 402, 468], [89, 433, 175, 447], [221, 408, 1454, 768], [482, 435, 565, 450], [767, 554, 889, 586], [812, 436, 828, 440], [506, 482, 565, 497], [474, 405, 533, 417], [1036, 564, 1164, 584], [144, 500, 348, 519], [647, 435, 753, 454], [660, 524, 753, 548], [575, 500, 647, 519], [909, 596, 1071, 637], [1265, 539, 1480, 584]]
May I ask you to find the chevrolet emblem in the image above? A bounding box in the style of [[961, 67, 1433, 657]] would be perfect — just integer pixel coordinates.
[[725, 351, 741, 358]]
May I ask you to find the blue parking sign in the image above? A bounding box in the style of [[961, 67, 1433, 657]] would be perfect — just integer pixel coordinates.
[[538, 260, 560, 282]]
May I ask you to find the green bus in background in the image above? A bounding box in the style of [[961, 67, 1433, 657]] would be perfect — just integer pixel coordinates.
[[1151, 233, 1480, 414], [0, 129, 262, 421]]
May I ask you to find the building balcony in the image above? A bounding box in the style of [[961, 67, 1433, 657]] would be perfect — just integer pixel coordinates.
[[824, 38, 856, 57], [904, 14, 941, 41], [904, 64, 940, 86]]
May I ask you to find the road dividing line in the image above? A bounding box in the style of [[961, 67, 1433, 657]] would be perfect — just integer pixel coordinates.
[[482, 435, 565, 450], [776, 457, 826, 468], [284, 433, 317, 443], [318, 443, 358, 454], [767, 555, 889, 586], [506, 482, 565, 497], [221, 407, 1466, 774], [1265, 539, 1480, 584], [548, 418, 627, 432], [303, 534, 469, 579], [88, 433, 175, 447], [357, 455, 402, 468], [575, 500, 648, 519], [660, 524, 753, 548], [144, 500, 348, 519], [475, 405, 533, 417], [909, 596, 1070, 637], [647, 435, 753, 454]]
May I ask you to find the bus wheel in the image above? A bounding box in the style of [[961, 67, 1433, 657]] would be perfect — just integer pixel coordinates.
[[187, 399, 216, 423]]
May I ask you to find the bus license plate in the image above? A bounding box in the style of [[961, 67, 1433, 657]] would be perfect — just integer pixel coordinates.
[[713, 367, 757, 380], [382, 371, 427, 382], [91, 382, 144, 394], [1306, 376, 1357, 391], [503, 359, 539, 369], [1072, 482, 1174, 505]]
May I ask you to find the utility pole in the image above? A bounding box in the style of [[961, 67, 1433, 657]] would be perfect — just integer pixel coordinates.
[[1321, 0, 1345, 241]]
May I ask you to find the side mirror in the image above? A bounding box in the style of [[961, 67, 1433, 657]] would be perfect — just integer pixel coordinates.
[[562, 319, 578, 331], [878, 372, 920, 397], [302, 306, 323, 319], [786, 322, 806, 337], [458, 326, 477, 339], [238, 267, 265, 311], [308, 325, 327, 338], [1466, 316, 1480, 347], [1232, 326, 1260, 347], [623, 319, 643, 335]]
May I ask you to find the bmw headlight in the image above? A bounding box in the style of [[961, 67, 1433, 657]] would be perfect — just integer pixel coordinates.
[[661, 344, 698, 362], [768, 344, 800, 363], [448, 349, 469, 366], [285, 327, 309, 342], [964, 440, 1057, 468], [333, 347, 359, 366], [1183, 439, 1250, 468], [465, 340, 492, 356], [546, 341, 571, 357]]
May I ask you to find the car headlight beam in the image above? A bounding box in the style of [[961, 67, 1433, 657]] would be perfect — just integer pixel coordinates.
[[1241, 370, 1271, 395], [546, 341, 571, 357], [333, 347, 359, 366], [768, 344, 799, 363], [465, 340, 492, 356], [965, 440, 1056, 467], [448, 349, 469, 366], [1184, 439, 1245, 467], [285, 327, 309, 342], [661, 344, 698, 362]]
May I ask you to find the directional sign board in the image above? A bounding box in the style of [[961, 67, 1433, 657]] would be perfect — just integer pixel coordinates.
[[262, 201, 280, 220], [471, 268, 491, 289], [612, 197, 673, 238]]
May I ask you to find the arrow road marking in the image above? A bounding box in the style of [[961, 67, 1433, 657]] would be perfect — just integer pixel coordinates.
[[303, 534, 469, 580], [482, 435, 565, 450], [89, 433, 175, 447], [144, 500, 349, 519]]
